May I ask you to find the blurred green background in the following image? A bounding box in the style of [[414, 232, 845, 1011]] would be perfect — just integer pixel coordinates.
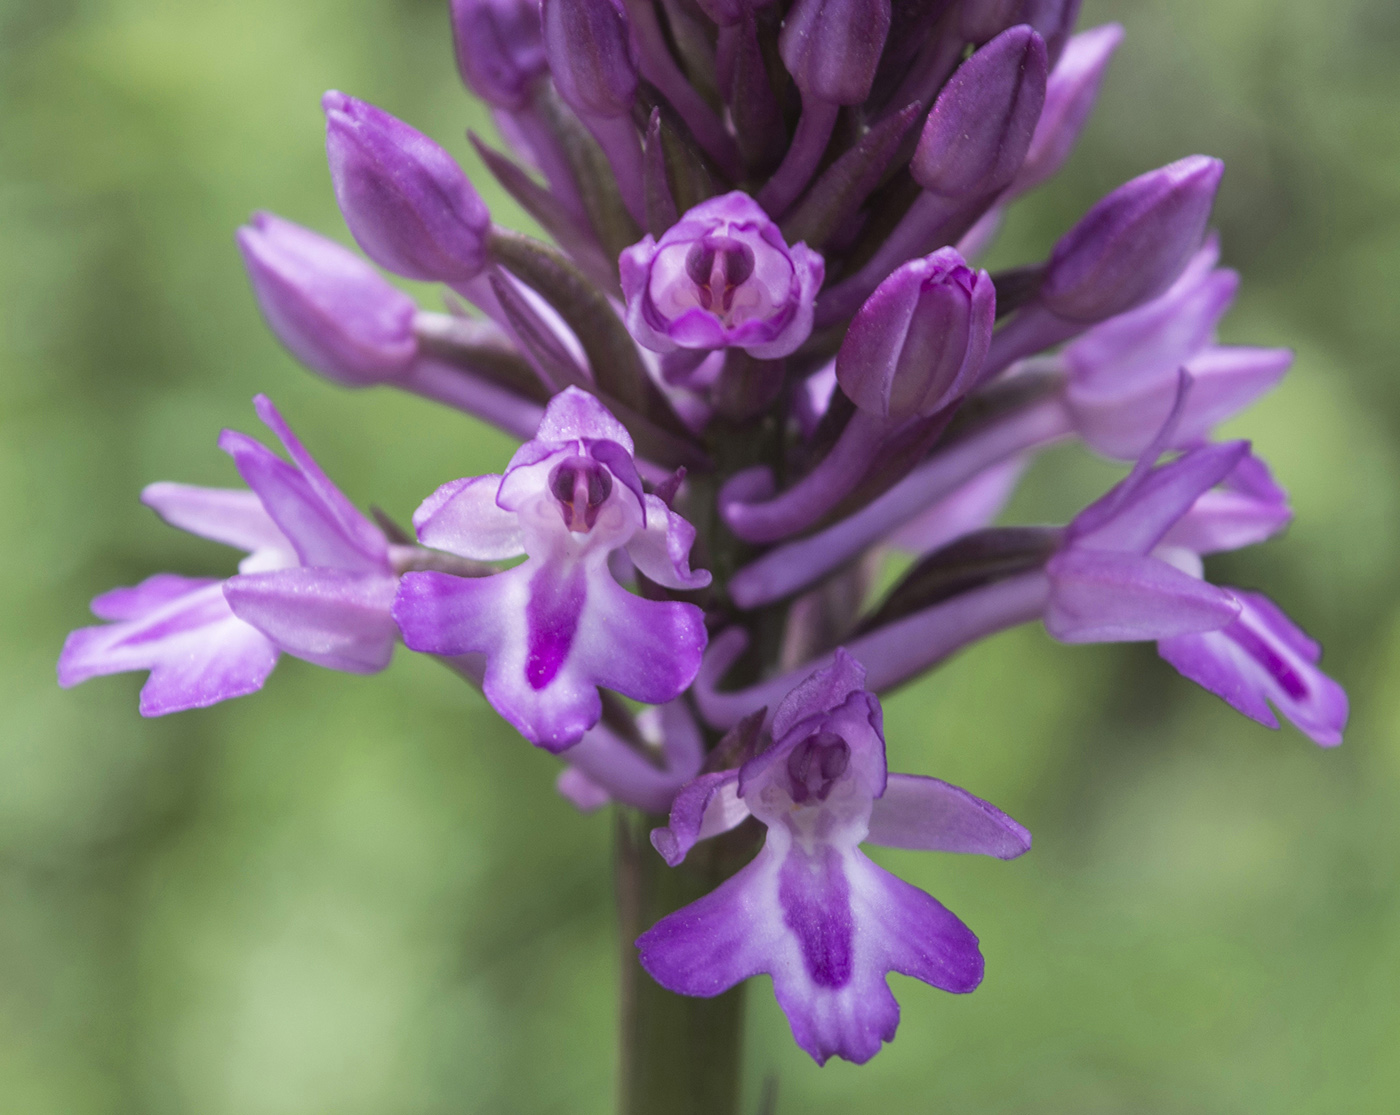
[[2, 0, 1398, 1110]]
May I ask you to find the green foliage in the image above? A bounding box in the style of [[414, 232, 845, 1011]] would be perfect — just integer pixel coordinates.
[[1, 0, 1397, 1110]]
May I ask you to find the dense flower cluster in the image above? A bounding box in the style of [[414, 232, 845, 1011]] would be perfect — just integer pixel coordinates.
[[60, 0, 1346, 1070]]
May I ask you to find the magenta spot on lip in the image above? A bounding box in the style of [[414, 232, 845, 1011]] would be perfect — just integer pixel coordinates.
[[524, 561, 586, 690], [1225, 619, 1309, 700], [112, 589, 230, 647], [778, 842, 855, 989]]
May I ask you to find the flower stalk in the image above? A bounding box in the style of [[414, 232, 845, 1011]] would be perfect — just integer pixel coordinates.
[[616, 812, 755, 1115]]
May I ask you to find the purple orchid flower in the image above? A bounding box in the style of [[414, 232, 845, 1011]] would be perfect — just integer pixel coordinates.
[[1063, 236, 1291, 460], [620, 192, 825, 360], [637, 651, 1029, 1065], [58, 396, 400, 715], [392, 387, 711, 751], [1049, 386, 1347, 744]]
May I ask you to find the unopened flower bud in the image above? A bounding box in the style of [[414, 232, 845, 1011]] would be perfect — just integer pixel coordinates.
[[541, 0, 639, 118], [836, 248, 995, 420], [323, 92, 490, 282], [237, 212, 417, 387], [620, 192, 825, 359], [1014, 22, 1122, 194], [1039, 155, 1223, 323], [450, 0, 548, 111], [912, 25, 1048, 199], [779, 0, 892, 105]]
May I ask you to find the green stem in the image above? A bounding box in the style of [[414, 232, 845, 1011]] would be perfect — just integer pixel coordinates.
[[615, 811, 759, 1115]]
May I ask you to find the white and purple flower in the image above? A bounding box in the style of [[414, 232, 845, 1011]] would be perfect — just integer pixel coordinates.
[[58, 396, 400, 714], [1046, 387, 1346, 746], [637, 650, 1029, 1065], [620, 192, 825, 359], [392, 387, 711, 751]]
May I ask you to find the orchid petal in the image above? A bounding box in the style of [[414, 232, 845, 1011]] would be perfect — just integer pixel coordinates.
[[58, 578, 278, 715], [625, 494, 712, 589], [412, 474, 525, 560], [1045, 549, 1240, 643], [393, 563, 705, 750], [219, 429, 384, 573], [140, 484, 288, 557], [223, 567, 400, 673], [867, 774, 1031, 858], [638, 838, 982, 1066], [650, 771, 747, 866], [252, 395, 388, 563], [1159, 590, 1347, 747], [770, 647, 870, 741], [1071, 441, 1249, 553], [536, 384, 635, 453]]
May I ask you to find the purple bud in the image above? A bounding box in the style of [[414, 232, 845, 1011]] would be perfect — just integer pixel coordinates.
[[541, 0, 639, 118], [1013, 22, 1123, 195], [322, 92, 490, 282], [619, 192, 826, 359], [779, 0, 892, 105], [450, 0, 548, 111], [911, 25, 1048, 199], [237, 213, 417, 387], [1039, 155, 1224, 323], [836, 248, 995, 420]]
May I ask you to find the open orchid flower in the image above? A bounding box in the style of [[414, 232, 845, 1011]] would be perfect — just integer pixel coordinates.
[[393, 387, 711, 751], [637, 651, 1029, 1065], [620, 192, 825, 359], [58, 395, 400, 714], [1050, 397, 1347, 745], [1152, 455, 1348, 746]]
